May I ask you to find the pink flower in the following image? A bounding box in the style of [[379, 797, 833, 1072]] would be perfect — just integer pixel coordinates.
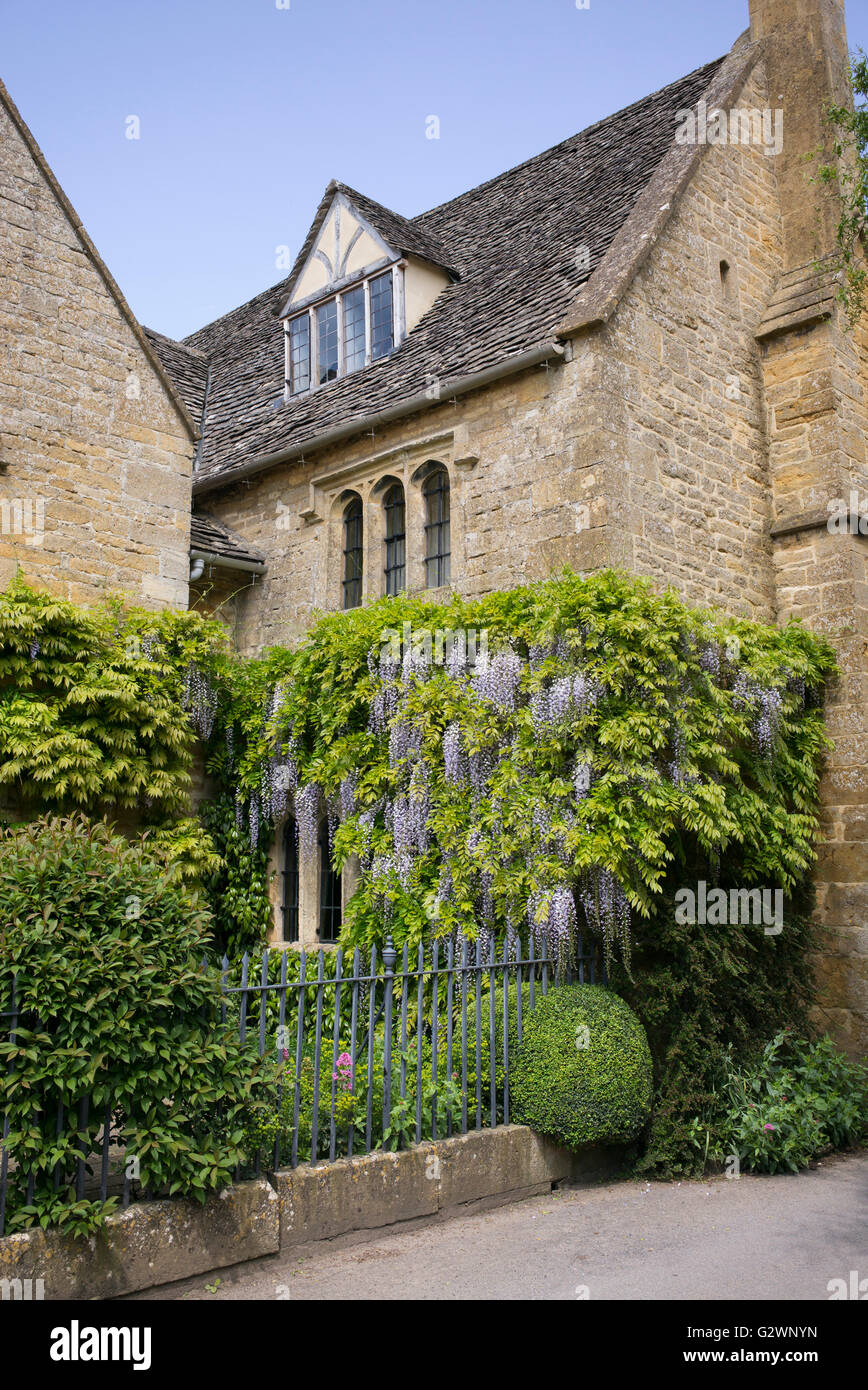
[[763, 1123, 776, 1131], [282, 1048, 290, 1061]]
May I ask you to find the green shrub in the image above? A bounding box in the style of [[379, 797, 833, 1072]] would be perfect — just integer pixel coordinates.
[[0, 815, 271, 1235], [612, 877, 820, 1177], [692, 1030, 868, 1175], [510, 984, 653, 1148]]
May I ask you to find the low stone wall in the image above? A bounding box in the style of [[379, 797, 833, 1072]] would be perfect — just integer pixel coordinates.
[[0, 1127, 624, 1299], [274, 1125, 623, 1247], [0, 1178, 279, 1301]]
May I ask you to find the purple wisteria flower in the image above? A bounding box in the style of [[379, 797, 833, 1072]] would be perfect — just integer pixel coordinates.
[[445, 634, 468, 680], [755, 686, 784, 756], [573, 759, 592, 799], [263, 755, 297, 822], [339, 771, 357, 822], [248, 792, 260, 849], [669, 723, 687, 785], [389, 720, 422, 770], [698, 642, 721, 678], [182, 663, 218, 739], [472, 646, 524, 712], [443, 723, 466, 785], [578, 867, 631, 966], [526, 886, 578, 963], [469, 746, 495, 796], [294, 783, 320, 860], [732, 674, 784, 756], [531, 672, 599, 733]]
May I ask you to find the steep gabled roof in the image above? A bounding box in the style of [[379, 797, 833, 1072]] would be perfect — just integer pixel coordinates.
[[143, 328, 209, 423], [175, 49, 742, 491], [0, 77, 199, 444], [277, 180, 458, 316]]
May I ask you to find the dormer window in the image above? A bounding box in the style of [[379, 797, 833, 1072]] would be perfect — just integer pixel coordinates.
[[286, 268, 397, 397], [280, 186, 455, 402]]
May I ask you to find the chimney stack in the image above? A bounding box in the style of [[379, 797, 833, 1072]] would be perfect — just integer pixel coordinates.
[[748, 0, 853, 269]]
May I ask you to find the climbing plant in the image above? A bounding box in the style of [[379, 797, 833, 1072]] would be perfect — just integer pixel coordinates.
[[811, 49, 868, 326], [219, 568, 836, 971], [0, 578, 228, 819]]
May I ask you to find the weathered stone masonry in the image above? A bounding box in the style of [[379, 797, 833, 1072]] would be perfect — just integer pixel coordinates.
[[0, 81, 196, 608]]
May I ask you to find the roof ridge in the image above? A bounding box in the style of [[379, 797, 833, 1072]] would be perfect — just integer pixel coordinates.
[[0, 75, 199, 443], [143, 325, 209, 360], [178, 53, 726, 350], [413, 53, 727, 227]]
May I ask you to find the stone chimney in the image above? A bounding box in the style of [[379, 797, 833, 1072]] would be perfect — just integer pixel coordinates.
[[748, 0, 853, 268]]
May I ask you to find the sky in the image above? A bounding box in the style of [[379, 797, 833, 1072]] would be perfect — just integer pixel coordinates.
[[2, 0, 867, 340]]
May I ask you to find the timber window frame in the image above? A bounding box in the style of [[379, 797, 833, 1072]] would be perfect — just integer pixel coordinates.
[[423, 464, 451, 589], [383, 482, 407, 596], [342, 495, 364, 610], [285, 266, 399, 397]]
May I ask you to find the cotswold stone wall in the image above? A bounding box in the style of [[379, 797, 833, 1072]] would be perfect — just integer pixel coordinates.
[[0, 89, 194, 608], [602, 63, 782, 620], [760, 314, 868, 1054], [194, 348, 620, 657]]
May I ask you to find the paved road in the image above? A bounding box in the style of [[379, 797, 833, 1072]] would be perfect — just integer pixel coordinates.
[[124, 1150, 868, 1302]]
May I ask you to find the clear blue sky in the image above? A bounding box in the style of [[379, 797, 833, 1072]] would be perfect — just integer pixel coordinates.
[[3, 0, 867, 340]]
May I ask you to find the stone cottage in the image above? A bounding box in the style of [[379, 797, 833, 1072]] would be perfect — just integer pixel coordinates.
[[2, 0, 866, 1049]]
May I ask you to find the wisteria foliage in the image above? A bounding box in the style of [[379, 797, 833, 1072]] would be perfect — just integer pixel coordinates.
[[213, 570, 835, 969]]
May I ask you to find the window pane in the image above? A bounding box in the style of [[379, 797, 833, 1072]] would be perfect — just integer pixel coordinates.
[[343, 496, 363, 609], [383, 483, 406, 596], [319, 820, 342, 942], [343, 285, 366, 374], [370, 272, 394, 360], [282, 818, 299, 942], [317, 299, 339, 384], [289, 315, 310, 394], [423, 467, 451, 588]]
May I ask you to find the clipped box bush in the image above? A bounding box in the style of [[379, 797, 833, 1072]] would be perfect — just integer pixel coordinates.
[[510, 984, 653, 1149]]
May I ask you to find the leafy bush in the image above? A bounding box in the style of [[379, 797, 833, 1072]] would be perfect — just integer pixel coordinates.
[[691, 1031, 868, 1175], [0, 578, 227, 819], [0, 815, 270, 1234], [611, 878, 819, 1177], [509, 984, 653, 1148]]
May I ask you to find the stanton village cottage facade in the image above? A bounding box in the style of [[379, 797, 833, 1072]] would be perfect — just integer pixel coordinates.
[[2, 0, 867, 1051]]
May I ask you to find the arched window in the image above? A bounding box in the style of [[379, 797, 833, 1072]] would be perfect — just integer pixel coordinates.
[[383, 483, 406, 596], [423, 465, 450, 588], [281, 818, 299, 944], [319, 820, 342, 943], [342, 496, 363, 609]]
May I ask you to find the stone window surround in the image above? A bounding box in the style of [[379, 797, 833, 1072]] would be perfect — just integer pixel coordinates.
[[267, 823, 360, 951], [306, 425, 476, 612], [265, 426, 478, 946]]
